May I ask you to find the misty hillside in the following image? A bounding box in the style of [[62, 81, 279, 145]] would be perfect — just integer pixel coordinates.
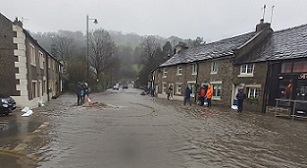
[[31, 30, 186, 53]]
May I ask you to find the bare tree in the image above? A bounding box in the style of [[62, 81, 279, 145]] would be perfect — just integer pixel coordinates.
[[89, 29, 117, 81], [51, 35, 75, 62], [140, 35, 159, 64]]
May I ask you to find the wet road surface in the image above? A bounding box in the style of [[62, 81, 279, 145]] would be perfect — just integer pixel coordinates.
[[2, 87, 307, 167]]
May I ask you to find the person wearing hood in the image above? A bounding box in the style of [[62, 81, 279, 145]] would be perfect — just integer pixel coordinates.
[[236, 88, 246, 112]]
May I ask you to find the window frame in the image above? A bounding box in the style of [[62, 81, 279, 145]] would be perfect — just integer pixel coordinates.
[[211, 81, 222, 100], [247, 87, 260, 99], [211, 61, 218, 74], [177, 65, 182, 76], [192, 64, 198, 75], [240, 64, 254, 74], [187, 81, 196, 98], [162, 68, 167, 78], [39, 51, 44, 69], [176, 83, 182, 95], [30, 44, 36, 66], [162, 82, 167, 94]]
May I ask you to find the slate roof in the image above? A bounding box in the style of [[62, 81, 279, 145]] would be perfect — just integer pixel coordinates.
[[160, 31, 257, 67], [235, 24, 307, 64]]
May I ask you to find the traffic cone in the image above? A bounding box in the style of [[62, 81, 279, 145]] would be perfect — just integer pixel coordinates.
[[87, 95, 93, 105]]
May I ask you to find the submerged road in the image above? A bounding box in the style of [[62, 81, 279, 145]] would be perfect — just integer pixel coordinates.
[[1, 87, 307, 167]]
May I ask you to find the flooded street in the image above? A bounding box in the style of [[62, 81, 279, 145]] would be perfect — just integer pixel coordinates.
[[1, 87, 307, 167]]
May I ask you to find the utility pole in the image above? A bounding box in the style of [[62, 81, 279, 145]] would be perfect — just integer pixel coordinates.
[[86, 15, 98, 80]]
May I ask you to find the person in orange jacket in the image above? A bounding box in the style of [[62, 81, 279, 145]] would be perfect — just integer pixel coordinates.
[[205, 84, 214, 107]]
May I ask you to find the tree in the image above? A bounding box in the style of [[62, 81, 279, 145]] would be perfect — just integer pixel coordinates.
[[162, 41, 173, 60], [89, 29, 117, 84], [51, 35, 75, 61]]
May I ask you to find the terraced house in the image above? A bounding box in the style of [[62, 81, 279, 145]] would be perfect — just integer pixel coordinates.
[[0, 13, 63, 108], [153, 20, 307, 113]]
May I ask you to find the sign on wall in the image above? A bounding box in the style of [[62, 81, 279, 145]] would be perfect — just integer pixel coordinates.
[[299, 73, 307, 80]]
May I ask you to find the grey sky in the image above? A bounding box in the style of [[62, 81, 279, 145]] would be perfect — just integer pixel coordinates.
[[1, 0, 307, 42]]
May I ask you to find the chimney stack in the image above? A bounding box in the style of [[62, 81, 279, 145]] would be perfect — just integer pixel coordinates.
[[256, 19, 270, 32], [13, 17, 23, 28]]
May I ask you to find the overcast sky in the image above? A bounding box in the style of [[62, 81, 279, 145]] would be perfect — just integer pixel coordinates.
[[1, 0, 307, 42]]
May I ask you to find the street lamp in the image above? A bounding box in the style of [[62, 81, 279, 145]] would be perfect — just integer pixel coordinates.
[[86, 15, 98, 80]]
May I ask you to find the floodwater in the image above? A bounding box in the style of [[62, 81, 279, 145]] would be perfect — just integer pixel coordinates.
[[2, 87, 307, 167]]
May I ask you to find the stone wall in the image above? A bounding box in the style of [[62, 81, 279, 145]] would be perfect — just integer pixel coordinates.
[[0, 13, 17, 96]]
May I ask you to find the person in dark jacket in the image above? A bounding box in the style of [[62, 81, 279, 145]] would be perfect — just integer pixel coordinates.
[[236, 88, 246, 112], [184, 86, 192, 106], [76, 82, 83, 106]]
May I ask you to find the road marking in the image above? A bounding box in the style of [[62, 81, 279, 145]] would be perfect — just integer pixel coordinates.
[[4, 121, 50, 161]]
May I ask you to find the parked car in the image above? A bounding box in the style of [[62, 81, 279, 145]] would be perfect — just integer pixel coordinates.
[[122, 83, 128, 89], [0, 94, 16, 115], [113, 83, 120, 90]]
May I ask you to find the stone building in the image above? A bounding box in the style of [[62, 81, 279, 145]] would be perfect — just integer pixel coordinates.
[[0, 13, 63, 108], [153, 20, 307, 113]]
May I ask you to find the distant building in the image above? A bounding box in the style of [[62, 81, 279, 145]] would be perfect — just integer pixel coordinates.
[[0, 13, 63, 108]]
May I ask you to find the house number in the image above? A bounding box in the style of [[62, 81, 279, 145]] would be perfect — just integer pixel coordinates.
[[300, 73, 307, 79]]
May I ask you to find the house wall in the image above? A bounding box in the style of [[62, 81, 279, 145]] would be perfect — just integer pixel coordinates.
[[0, 13, 17, 96], [232, 62, 268, 112], [11, 24, 29, 106], [48, 58, 62, 99]]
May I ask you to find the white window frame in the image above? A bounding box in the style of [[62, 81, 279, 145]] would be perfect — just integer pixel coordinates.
[[39, 51, 44, 69], [211, 61, 218, 74], [192, 64, 197, 75], [162, 68, 167, 78], [187, 81, 196, 98], [176, 83, 182, 95], [162, 82, 167, 94], [248, 87, 260, 99], [30, 44, 36, 66], [239, 64, 254, 77], [177, 65, 182, 76], [211, 81, 222, 100]]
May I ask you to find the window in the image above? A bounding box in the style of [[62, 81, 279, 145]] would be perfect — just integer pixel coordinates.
[[240, 64, 254, 74], [293, 61, 307, 72], [177, 66, 182, 75], [211, 62, 218, 74], [187, 82, 196, 97], [32, 81, 37, 99], [192, 64, 198, 75], [162, 82, 167, 94], [30, 44, 36, 65], [212, 84, 222, 99], [52, 60, 55, 71], [39, 51, 44, 69], [248, 88, 260, 99], [43, 80, 46, 94], [176, 83, 182, 94], [48, 57, 51, 69], [163, 68, 167, 78], [281, 63, 292, 73]]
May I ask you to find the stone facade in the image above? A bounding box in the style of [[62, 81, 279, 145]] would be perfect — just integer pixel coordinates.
[[0, 13, 17, 96], [0, 13, 63, 108]]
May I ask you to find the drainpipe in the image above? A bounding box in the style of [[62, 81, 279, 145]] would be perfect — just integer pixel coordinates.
[[262, 61, 272, 113], [46, 57, 50, 101], [194, 62, 199, 103]]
